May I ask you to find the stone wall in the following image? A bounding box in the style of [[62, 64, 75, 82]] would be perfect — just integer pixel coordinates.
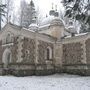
[[86, 38, 90, 64], [11, 36, 18, 63], [21, 37, 36, 64], [0, 41, 3, 63], [2, 37, 36, 76], [63, 42, 83, 65], [2, 36, 18, 64], [0, 36, 19, 75], [85, 38, 90, 75], [62, 42, 86, 75], [38, 40, 53, 64], [9, 38, 55, 76], [54, 43, 63, 73], [36, 40, 54, 75]]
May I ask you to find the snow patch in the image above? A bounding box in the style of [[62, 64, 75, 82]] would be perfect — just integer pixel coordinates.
[[0, 74, 90, 90]]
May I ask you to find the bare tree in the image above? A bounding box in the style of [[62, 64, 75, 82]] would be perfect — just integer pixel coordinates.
[[5, 0, 14, 23], [19, 0, 39, 28], [19, 0, 28, 27], [36, 6, 43, 25]]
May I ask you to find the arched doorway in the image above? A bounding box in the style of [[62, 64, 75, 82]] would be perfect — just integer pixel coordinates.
[[2, 48, 12, 68]]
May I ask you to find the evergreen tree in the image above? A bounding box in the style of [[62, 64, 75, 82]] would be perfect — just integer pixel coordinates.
[[63, 0, 90, 33], [20, 0, 37, 28], [0, 4, 6, 30], [20, 0, 28, 27]]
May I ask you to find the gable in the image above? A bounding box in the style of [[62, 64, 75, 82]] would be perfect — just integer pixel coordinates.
[[0, 23, 21, 40], [0, 23, 55, 44]]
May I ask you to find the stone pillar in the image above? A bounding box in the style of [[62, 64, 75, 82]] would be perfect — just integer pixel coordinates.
[[50, 25, 64, 40], [81, 41, 87, 64], [54, 42, 63, 73], [35, 33, 38, 64], [17, 36, 23, 63], [34, 33, 41, 75]]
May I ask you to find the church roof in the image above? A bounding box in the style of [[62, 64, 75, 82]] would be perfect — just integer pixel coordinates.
[[0, 23, 56, 40], [39, 16, 55, 26], [39, 16, 64, 27], [1, 23, 22, 32], [29, 23, 38, 31]]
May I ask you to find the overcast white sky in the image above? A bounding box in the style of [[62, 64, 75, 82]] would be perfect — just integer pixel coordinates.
[[1, 0, 64, 26], [14, 0, 64, 17]]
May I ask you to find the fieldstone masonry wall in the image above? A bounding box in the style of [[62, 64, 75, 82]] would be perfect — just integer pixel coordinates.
[[22, 37, 36, 64], [62, 37, 90, 75], [9, 37, 36, 76], [63, 42, 83, 65], [9, 36, 54, 76], [62, 42, 85, 75], [38, 40, 53, 64], [85, 38, 90, 75], [86, 38, 90, 64], [36, 40, 54, 75], [0, 41, 3, 75], [11, 36, 18, 63], [0, 41, 3, 63], [1, 29, 90, 76], [0, 36, 19, 75]]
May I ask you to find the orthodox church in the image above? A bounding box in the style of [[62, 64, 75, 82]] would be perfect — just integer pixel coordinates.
[[0, 0, 90, 76]]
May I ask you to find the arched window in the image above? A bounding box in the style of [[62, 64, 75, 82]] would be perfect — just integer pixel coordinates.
[[47, 48, 49, 60], [6, 34, 11, 43], [45, 46, 53, 60], [6, 33, 14, 44], [2, 48, 12, 68]]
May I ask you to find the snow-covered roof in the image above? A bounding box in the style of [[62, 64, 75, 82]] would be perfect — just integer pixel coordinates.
[[40, 16, 55, 26], [39, 24, 50, 31], [29, 23, 38, 31], [67, 26, 77, 33], [29, 23, 38, 27], [39, 15, 64, 28]]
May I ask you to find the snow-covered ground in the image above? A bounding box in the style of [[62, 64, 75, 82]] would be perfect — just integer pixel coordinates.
[[0, 74, 90, 90]]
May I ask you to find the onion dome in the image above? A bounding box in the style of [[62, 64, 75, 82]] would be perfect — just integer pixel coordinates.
[[50, 17, 64, 26], [54, 5, 59, 17], [49, 3, 55, 16]]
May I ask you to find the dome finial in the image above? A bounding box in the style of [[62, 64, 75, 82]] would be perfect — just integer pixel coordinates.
[[55, 5, 57, 11], [49, 3, 55, 16], [52, 3, 54, 9]]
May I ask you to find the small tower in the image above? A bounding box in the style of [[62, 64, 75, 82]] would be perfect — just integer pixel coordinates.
[[49, 3, 55, 16], [49, 4, 64, 39], [54, 5, 59, 17]]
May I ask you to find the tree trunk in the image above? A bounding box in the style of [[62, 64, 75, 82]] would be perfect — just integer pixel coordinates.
[[0, 9, 1, 31]]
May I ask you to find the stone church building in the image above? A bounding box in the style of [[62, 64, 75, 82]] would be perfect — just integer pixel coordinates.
[[0, 0, 90, 76]]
